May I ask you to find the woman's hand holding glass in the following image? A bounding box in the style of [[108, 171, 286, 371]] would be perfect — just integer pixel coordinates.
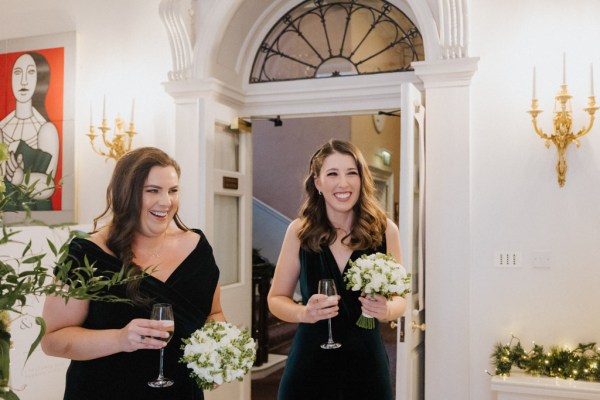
[[148, 303, 175, 388], [120, 319, 171, 352], [318, 279, 342, 349], [304, 291, 339, 324]]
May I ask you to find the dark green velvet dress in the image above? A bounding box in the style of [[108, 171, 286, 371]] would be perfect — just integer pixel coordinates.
[[59, 229, 218, 400], [277, 244, 393, 400]]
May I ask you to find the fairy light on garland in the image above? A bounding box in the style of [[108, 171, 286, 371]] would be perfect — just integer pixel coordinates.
[[490, 335, 600, 382]]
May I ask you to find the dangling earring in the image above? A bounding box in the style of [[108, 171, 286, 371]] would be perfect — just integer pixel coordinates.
[[318, 191, 322, 196]]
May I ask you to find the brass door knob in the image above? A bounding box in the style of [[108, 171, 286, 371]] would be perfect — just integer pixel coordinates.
[[411, 321, 426, 331]]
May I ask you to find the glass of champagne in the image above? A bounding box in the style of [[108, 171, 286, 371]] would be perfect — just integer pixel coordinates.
[[318, 279, 341, 349], [147, 303, 175, 388]]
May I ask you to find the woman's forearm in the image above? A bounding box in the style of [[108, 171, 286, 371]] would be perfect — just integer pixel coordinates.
[[42, 326, 123, 361], [267, 295, 306, 323]]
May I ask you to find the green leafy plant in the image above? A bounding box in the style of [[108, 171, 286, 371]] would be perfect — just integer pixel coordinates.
[[1, 228, 141, 362]]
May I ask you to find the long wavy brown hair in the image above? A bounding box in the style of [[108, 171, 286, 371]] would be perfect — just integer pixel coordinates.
[[297, 139, 387, 252], [26, 52, 51, 121], [93, 147, 188, 306]]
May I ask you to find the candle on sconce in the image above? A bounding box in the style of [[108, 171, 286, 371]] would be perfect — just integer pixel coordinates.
[[532, 66, 537, 100], [562, 52, 566, 85], [130, 98, 135, 123], [527, 54, 600, 188], [86, 96, 139, 161], [590, 63, 595, 97]]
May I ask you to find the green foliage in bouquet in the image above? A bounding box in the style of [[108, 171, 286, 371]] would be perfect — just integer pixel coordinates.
[[181, 320, 256, 390], [344, 252, 411, 329]]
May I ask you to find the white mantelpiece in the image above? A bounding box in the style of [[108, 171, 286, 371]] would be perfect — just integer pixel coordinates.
[[492, 372, 600, 400]]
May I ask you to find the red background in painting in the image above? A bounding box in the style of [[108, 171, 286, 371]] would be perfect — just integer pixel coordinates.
[[0, 47, 64, 210]]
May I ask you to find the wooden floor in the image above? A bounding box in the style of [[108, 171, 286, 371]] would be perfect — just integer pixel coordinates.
[[251, 361, 285, 400], [251, 321, 397, 400]]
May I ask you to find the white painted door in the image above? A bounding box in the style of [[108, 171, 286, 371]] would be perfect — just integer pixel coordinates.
[[396, 82, 426, 400], [205, 118, 253, 400]]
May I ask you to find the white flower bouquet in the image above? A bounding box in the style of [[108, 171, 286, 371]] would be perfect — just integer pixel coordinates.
[[344, 252, 411, 329], [180, 320, 256, 390]]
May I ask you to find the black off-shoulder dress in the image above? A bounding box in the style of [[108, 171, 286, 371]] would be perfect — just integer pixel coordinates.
[[59, 229, 218, 400], [277, 244, 393, 400]]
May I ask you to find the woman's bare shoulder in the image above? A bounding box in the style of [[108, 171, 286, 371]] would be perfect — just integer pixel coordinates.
[[89, 228, 115, 256], [288, 218, 302, 231], [386, 218, 399, 231], [90, 228, 106, 240], [172, 228, 202, 250]]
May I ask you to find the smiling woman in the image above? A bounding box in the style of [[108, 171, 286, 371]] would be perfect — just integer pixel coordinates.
[[41, 147, 227, 400], [267, 139, 406, 400], [313, 151, 361, 219], [133, 163, 181, 272]]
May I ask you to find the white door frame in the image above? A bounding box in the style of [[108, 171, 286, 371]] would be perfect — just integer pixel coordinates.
[[396, 81, 426, 400], [160, 2, 477, 399]]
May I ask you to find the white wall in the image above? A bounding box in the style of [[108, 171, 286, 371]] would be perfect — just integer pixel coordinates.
[[469, 1, 600, 399]]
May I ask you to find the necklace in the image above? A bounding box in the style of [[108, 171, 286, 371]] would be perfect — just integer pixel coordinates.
[[142, 231, 168, 258]]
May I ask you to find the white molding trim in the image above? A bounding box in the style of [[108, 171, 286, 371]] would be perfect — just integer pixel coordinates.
[[404, 0, 442, 60], [160, 1, 473, 84], [436, 0, 470, 59], [412, 57, 479, 88], [404, 0, 470, 60], [492, 373, 600, 400], [159, 0, 194, 81], [241, 73, 421, 117], [164, 72, 424, 118]]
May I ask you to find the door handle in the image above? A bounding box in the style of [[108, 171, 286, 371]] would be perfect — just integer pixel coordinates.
[[411, 321, 426, 331], [392, 317, 423, 340]]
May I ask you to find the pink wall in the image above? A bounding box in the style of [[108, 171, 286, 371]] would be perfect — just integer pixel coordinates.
[[252, 116, 351, 219]]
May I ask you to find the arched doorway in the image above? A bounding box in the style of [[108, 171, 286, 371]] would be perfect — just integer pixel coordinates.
[[161, 1, 477, 399]]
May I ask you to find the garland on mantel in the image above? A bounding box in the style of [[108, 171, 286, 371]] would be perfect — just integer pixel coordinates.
[[491, 335, 600, 382]]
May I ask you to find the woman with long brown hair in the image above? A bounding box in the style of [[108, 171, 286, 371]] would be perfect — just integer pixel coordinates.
[[268, 139, 406, 399], [42, 147, 225, 399]]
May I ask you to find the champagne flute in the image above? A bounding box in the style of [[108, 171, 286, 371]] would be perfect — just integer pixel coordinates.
[[318, 279, 341, 349], [147, 303, 175, 388]]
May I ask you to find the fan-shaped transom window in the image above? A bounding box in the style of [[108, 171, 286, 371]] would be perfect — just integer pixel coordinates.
[[250, 0, 424, 83]]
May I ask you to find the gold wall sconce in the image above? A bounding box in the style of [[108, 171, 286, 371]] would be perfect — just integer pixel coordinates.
[[528, 55, 599, 187], [86, 97, 137, 161]]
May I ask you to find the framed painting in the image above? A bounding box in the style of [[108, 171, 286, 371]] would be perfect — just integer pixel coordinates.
[[0, 31, 76, 224]]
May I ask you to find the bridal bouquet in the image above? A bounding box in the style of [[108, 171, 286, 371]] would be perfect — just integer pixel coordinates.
[[344, 252, 411, 329], [180, 321, 256, 390]]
